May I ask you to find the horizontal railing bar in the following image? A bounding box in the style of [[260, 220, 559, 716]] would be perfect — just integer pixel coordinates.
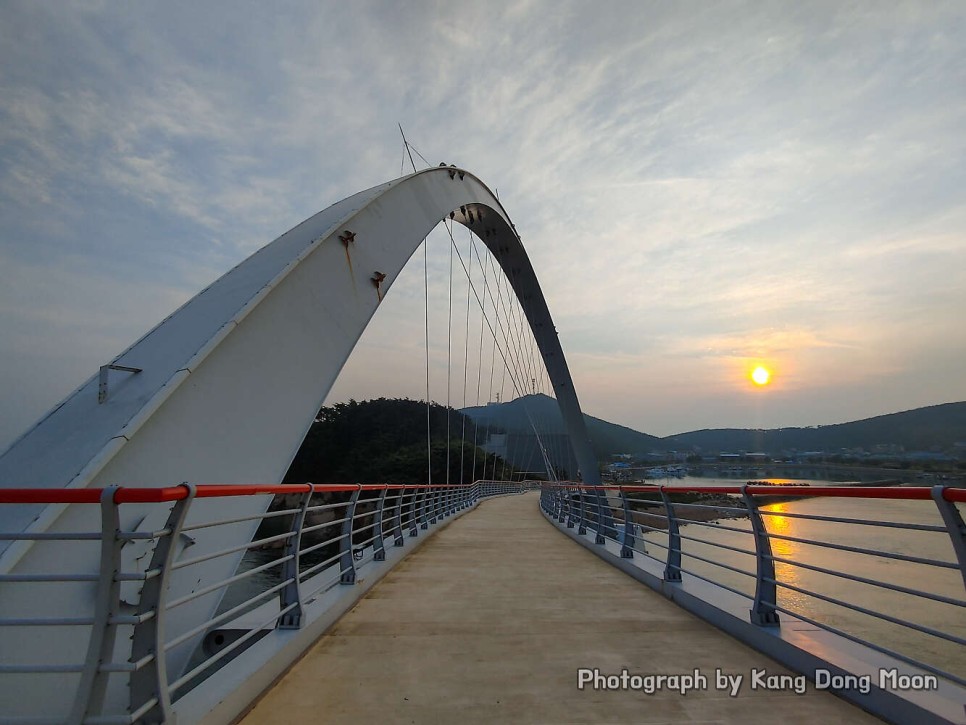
[[180, 507, 303, 533], [164, 580, 291, 652], [116, 529, 172, 541], [353, 533, 379, 549], [632, 519, 672, 535], [673, 519, 754, 536], [107, 610, 155, 626], [166, 555, 292, 610], [98, 653, 155, 673], [767, 554, 966, 607], [0, 663, 84, 673], [350, 520, 380, 535], [0, 617, 93, 626], [298, 523, 339, 539], [766, 601, 966, 688], [546, 483, 966, 503], [171, 530, 294, 571], [84, 709, 143, 725], [756, 508, 947, 532], [633, 534, 670, 553], [767, 577, 966, 646], [298, 533, 347, 558], [168, 603, 297, 692], [623, 510, 675, 524], [680, 549, 757, 579], [0, 573, 99, 583], [304, 501, 351, 515], [0, 532, 100, 541], [0, 482, 495, 506], [763, 531, 959, 569], [115, 569, 160, 582], [673, 565, 752, 599], [0, 482, 953, 504], [124, 696, 161, 725], [676, 531, 757, 558], [301, 515, 350, 535], [298, 550, 344, 580], [655, 501, 748, 515]]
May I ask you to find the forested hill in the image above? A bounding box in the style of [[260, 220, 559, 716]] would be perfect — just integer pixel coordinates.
[[461, 393, 661, 458], [283, 398, 518, 485], [662, 401, 966, 452], [462, 395, 966, 455]]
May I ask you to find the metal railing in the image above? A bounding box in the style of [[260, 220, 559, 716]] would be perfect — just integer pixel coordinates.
[[0, 479, 529, 724], [540, 482, 966, 688]]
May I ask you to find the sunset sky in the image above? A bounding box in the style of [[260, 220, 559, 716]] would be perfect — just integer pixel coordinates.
[[1, 1, 964, 449]]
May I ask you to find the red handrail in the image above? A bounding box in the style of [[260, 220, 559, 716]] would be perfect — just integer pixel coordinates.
[[540, 482, 966, 503], [0, 481, 960, 504], [0, 481, 516, 505]]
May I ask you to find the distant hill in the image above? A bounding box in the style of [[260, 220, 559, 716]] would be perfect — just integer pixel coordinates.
[[462, 396, 966, 458], [461, 393, 662, 460], [662, 402, 966, 454]]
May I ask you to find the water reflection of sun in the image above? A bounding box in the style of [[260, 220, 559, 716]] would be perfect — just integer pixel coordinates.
[[763, 502, 791, 536], [761, 502, 803, 599]]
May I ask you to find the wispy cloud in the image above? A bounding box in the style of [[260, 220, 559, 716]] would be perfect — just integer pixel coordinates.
[[0, 0, 964, 445]]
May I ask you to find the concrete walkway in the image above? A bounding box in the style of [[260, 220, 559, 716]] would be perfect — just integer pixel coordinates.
[[240, 492, 880, 724]]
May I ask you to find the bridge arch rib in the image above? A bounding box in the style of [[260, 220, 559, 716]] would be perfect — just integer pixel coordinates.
[[0, 168, 602, 713], [0, 167, 598, 505]]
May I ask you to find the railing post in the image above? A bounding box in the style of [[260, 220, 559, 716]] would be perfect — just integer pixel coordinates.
[[659, 488, 680, 582], [390, 486, 405, 547], [566, 486, 577, 529], [577, 488, 587, 535], [429, 486, 439, 525], [128, 484, 196, 723], [339, 486, 362, 585], [743, 484, 780, 626], [372, 486, 388, 562], [69, 487, 124, 725], [932, 485, 966, 591], [619, 487, 635, 559], [556, 485, 566, 523], [593, 489, 606, 545], [602, 489, 620, 542], [407, 486, 419, 538], [276, 487, 311, 629], [418, 486, 428, 530]]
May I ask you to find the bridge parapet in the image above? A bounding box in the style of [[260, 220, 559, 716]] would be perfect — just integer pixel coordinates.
[[540, 482, 966, 724], [0, 480, 529, 724]]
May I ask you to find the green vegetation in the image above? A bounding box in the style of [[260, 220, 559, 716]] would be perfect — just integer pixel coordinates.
[[283, 397, 523, 485], [664, 401, 966, 454]]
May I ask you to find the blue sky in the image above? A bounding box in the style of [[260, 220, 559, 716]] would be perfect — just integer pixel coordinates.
[[1, 1, 964, 448]]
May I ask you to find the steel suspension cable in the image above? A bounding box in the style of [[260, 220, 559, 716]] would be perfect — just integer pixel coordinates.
[[443, 220, 560, 482], [446, 217, 454, 488], [423, 235, 432, 488]]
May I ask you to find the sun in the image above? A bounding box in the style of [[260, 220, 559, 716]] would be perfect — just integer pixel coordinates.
[[751, 366, 771, 386]]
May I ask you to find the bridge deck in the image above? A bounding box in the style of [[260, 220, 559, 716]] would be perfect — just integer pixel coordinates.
[[240, 492, 880, 724]]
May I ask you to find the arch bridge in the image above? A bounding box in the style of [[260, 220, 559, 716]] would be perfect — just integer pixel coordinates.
[[0, 169, 963, 724]]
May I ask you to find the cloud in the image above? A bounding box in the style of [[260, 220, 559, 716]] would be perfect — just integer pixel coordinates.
[[1, 0, 964, 449]]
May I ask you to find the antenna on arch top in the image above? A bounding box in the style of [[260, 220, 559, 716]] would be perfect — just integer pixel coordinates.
[[398, 123, 417, 173]]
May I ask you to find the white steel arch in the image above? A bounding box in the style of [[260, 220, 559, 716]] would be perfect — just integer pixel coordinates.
[[0, 167, 601, 716]]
